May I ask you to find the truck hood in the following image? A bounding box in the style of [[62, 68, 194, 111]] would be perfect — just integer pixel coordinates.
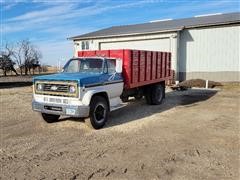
[[33, 73, 102, 87]]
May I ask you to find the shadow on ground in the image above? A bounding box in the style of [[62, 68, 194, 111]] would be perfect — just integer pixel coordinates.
[[106, 89, 218, 128], [60, 89, 218, 128]]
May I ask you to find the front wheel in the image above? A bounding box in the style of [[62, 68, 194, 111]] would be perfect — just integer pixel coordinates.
[[41, 113, 60, 123], [86, 96, 109, 129]]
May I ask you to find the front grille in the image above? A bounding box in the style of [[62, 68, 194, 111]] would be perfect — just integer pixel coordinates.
[[43, 84, 69, 93], [35, 81, 78, 97]]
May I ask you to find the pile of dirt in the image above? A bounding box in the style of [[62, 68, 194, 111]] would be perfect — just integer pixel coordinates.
[[177, 79, 222, 89]]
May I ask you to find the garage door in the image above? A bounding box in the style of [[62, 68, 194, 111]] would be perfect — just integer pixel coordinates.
[[100, 38, 171, 52]]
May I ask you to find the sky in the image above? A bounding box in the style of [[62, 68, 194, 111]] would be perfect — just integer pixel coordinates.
[[1, 0, 239, 66]]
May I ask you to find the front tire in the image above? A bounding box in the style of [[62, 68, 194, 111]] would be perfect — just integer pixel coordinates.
[[41, 113, 60, 123], [86, 96, 109, 129]]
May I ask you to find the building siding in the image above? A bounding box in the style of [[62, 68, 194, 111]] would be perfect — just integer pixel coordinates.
[[179, 71, 239, 82], [179, 25, 240, 81]]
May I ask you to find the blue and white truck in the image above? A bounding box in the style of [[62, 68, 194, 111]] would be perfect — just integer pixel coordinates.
[[32, 49, 172, 129]]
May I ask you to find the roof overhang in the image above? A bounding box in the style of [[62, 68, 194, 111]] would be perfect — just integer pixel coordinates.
[[68, 27, 184, 41], [68, 19, 240, 41]]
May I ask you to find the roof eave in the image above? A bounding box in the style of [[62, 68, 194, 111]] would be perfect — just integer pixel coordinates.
[[185, 20, 240, 29], [68, 20, 240, 41], [68, 27, 184, 41]]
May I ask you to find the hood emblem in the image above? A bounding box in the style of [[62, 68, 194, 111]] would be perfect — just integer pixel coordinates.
[[50, 85, 58, 91]]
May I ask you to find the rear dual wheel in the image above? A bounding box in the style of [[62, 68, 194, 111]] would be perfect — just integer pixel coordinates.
[[145, 83, 165, 105]]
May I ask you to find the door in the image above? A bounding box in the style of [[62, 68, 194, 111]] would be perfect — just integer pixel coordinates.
[[100, 38, 171, 52]]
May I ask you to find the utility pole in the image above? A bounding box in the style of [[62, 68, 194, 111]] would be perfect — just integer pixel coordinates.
[[58, 59, 63, 72]]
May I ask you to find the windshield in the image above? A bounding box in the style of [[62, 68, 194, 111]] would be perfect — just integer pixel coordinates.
[[63, 58, 103, 73]]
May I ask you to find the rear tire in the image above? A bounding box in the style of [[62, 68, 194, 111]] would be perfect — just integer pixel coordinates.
[[145, 87, 153, 105], [145, 83, 165, 105], [86, 96, 109, 129], [41, 113, 60, 123], [151, 84, 164, 105]]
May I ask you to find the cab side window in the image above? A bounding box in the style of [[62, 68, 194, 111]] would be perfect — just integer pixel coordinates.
[[107, 59, 116, 74]]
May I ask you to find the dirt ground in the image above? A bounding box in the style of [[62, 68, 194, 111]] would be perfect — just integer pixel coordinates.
[[0, 84, 239, 180]]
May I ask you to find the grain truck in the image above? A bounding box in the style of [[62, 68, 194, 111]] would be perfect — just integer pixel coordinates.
[[32, 49, 172, 129]]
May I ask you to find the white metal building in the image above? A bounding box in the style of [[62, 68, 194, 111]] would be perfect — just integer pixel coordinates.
[[69, 12, 240, 82]]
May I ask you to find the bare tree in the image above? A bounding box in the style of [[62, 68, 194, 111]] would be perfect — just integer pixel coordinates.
[[22, 40, 32, 75], [13, 41, 24, 75], [0, 42, 18, 76], [29, 47, 42, 74], [14, 39, 42, 75]]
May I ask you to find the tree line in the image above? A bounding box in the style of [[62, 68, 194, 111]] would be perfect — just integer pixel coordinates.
[[0, 39, 42, 76]]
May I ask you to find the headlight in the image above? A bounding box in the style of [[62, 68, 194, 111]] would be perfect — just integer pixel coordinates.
[[37, 83, 43, 91], [69, 85, 76, 93]]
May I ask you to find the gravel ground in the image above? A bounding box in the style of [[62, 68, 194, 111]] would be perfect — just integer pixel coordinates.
[[0, 85, 239, 179]]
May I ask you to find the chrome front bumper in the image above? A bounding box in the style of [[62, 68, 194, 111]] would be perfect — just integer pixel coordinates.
[[32, 101, 89, 117]]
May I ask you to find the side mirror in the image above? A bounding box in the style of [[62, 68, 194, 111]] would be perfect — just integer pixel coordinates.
[[115, 58, 122, 73]]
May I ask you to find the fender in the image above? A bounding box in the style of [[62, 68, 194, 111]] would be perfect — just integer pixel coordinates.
[[81, 89, 108, 106]]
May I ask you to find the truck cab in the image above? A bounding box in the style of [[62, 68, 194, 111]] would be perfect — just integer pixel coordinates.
[[32, 57, 124, 129]]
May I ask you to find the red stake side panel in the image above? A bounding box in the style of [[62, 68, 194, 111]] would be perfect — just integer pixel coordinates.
[[78, 49, 172, 89], [151, 52, 157, 80], [146, 51, 151, 81]]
